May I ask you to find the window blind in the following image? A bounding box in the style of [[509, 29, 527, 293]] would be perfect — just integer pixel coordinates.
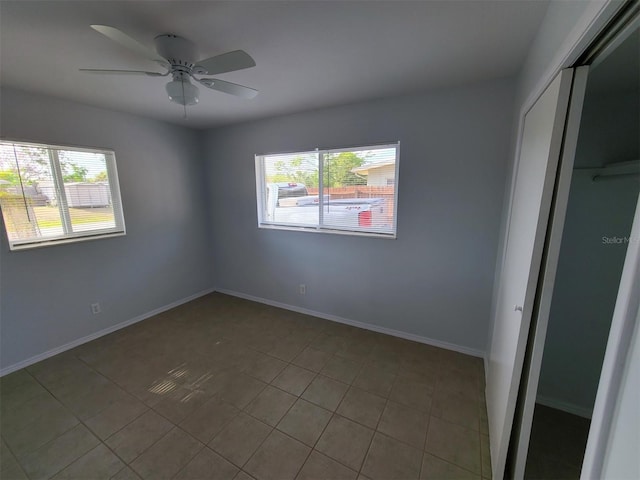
[[256, 143, 399, 237], [0, 141, 126, 250]]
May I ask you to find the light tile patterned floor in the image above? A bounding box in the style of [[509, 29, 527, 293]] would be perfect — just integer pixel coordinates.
[[0, 293, 491, 480]]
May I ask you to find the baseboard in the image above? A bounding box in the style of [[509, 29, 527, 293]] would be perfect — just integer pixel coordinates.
[[0, 288, 216, 377], [536, 394, 593, 419], [2, 286, 486, 377], [215, 288, 485, 358]]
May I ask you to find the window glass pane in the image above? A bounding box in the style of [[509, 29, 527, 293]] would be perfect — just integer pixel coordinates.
[[321, 147, 396, 233], [57, 150, 116, 233], [262, 152, 319, 226], [0, 143, 64, 242], [256, 143, 398, 237], [0, 141, 125, 250]]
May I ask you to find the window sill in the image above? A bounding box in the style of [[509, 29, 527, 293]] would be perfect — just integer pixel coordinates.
[[258, 223, 396, 239], [8, 231, 126, 251]]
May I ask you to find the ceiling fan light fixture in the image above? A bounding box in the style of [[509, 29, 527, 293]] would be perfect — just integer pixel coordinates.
[[165, 77, 199, 106]]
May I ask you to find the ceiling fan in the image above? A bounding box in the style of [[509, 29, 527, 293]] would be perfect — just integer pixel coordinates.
[[80, 25, 258, 114]]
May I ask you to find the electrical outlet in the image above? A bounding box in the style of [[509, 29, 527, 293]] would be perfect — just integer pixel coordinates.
[[91, 303, 101, 314], [299, 284, 306, 295]]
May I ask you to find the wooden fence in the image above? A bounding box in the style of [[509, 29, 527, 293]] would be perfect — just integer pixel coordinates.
[[307, 186, 394, 198]]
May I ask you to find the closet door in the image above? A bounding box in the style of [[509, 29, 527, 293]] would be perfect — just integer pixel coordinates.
[[485, 69, 575, 480], [510, 66, 590, 479]]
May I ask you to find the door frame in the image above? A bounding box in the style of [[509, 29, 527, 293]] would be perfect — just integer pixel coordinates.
[[510, 4, 640, 475], [495, 2, 640, 478], [485, 1, 626, 478], [486, 0, 621, 383]]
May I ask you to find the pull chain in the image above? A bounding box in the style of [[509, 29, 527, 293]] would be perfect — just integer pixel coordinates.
[[181, 75, 187, 119]]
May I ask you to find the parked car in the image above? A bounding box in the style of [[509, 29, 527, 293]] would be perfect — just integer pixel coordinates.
[[265, 182, 389, 230]]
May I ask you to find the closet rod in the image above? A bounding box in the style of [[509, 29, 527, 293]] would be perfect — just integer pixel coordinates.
[[592, 172, 640, 182]]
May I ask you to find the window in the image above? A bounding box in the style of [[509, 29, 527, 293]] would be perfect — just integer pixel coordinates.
[[0, 141, 125, 250], [255, 143, 399, 237]]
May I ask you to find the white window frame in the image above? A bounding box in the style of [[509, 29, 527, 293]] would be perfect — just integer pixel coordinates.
[[255, 142, 399, 238], [0, 140, 126, 250]]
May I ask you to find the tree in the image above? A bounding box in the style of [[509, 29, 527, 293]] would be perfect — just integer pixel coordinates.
[[0, 170, 19, 185], [266, 152, 368, 189], [62, 163, 88, 183], [268, 156, 319, 187], [323, 152, 366, 188], [0, 145, 51, 185], [93, 171, 108, 182]]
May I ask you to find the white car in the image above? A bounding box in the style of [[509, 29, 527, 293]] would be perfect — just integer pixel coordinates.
[[265, 183, 390, 231]]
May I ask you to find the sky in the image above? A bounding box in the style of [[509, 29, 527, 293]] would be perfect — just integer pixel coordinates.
[[262, 146, 397, 176]]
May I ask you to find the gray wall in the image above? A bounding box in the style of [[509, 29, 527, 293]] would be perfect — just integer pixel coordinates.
[[514, 0, 614, 109], [537, 86, 640, 415], [537, 172, 639, 415], [573, 91, 639, 169], [204, 79, 515, 353], [0, 88, 214, 370]]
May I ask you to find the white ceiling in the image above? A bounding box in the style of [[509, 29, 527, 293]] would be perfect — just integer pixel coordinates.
[[0, 1, 550, 129]]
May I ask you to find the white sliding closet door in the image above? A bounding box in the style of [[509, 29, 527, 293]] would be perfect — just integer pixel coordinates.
[[510, 66, 590, 479], [486, 69, 575, 480]]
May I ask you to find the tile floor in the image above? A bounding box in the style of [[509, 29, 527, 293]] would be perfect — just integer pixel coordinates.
[[1, 293, 491, 480]]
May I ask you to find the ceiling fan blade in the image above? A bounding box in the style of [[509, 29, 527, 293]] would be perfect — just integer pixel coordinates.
[[91, 25, 168, 66], [197, 78, 258, 99], [79, 68, 167, 77], [195, 50, 256, 75]]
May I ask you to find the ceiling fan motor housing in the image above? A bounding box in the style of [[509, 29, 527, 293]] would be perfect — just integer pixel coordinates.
[[154, 34, 198, 67]]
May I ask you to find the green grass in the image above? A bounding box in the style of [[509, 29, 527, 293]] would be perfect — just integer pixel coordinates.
[[33, 206, 114, 228]]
